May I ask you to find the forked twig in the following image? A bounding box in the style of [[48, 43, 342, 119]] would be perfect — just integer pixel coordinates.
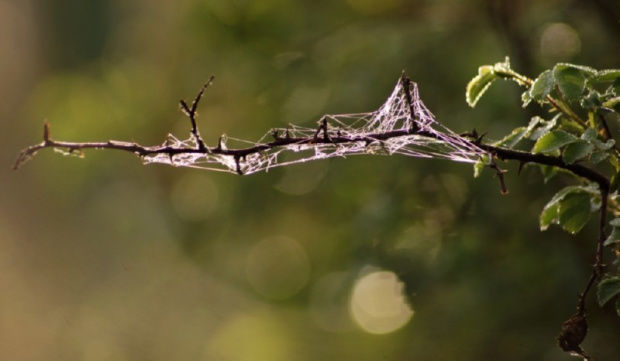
[[179, 75, 215, 151]]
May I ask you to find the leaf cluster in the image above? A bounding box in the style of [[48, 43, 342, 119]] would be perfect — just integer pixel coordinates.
[[468, 58, 620, 322]]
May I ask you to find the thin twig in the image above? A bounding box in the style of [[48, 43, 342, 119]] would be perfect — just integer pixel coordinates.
[[488, 158, 508, 194], [578, 185, 608, 314], [179, 76, 215, 151], [597, 112, 620, 156], [401, 72, 419, 132]]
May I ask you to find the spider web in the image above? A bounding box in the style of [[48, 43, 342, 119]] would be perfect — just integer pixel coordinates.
[[143, 76, 488, 174]]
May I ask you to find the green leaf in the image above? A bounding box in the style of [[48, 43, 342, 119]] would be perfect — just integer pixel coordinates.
[[492, 127, 527, 148], [581, 128, 598, 142], [538, 164, 558, 184], [473, 159, 485, 178], [545, 186, 587, 205], [609, 218, 620, 227], [611, 174, 620, 194], [540, 186, 598, 231], [466, 66, 498, 107], [528, 70, 555, 102], [532, 130, 577, 153], [613, 78, 620, 96], [590, 151, 610, 164], [581, 127, 616, 152], [597, 276, 620, 307], [554, 63, 597, 76], [540, 201, 560, 231], [521, 91, 533, 107], [563, 141, 594, 164], [527, 114, 561, 141], [473, 154, 491, 178], [558, 192, 592, 234], [604, 227, 620, 246], [580, 90, 602, 109], [593, 138, 615, 151], [526, 115, 558, 141], [616, 298, 620, 317], [609, 154, 620, 172], [554, 65, 587, 102], [540, 186, 579, 230], [589, 69, 620, 84]]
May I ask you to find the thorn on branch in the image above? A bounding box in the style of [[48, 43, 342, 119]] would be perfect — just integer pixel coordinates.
[[460, 129, 486, 145], [313, 117, 331, 143], [321, 118, 330, 141], [215, 134, 227, 152]]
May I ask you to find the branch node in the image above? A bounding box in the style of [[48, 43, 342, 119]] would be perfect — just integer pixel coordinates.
[[321, 117, 330, 142], [488, 158, 508, 194], [180, 76, 215, 152], [234, 155, 244, 175], [285, 125, 291, 139], [313, 117, 331, 143], [215, 134, 227, 152]]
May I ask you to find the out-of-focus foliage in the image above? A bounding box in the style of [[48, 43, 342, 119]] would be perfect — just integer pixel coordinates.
[[2, 0, 619, 360]]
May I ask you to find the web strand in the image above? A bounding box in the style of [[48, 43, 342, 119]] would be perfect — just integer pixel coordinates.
[[142, 76, 487, 174]]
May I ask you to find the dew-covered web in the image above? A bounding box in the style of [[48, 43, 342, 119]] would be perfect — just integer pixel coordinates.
[[143, 76, 488, 174]]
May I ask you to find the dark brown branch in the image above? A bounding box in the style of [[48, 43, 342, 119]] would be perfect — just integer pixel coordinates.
[[14, 120, 611, 199], [555, 185, 607, 360], [578, 184, 609, 314], [401, 72, 419, 131], [179, 76, 214, 151], [487, 158, 508, 194], [478, 144, 610, 190]]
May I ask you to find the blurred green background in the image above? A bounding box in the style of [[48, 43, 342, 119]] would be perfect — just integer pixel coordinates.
[[2, 0, 619, 360]]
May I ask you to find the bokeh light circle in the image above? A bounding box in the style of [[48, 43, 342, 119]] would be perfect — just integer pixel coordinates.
[[539, 22, 581, 62], [350, 270, 413, 334]]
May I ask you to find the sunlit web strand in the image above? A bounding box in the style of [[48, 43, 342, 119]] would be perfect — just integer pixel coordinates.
[[142, 77, 488, 174]]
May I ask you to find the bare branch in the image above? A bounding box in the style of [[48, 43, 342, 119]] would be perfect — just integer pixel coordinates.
[[179, 75, 215, 151], [13, 76, 610, 193]]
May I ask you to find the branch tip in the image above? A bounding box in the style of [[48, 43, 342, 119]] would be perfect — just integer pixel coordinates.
[[190, 75, 215, 115], [43, 120, 51, 142]]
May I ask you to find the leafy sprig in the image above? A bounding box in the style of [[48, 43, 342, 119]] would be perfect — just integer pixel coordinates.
[[468, 58, 620, 358]]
